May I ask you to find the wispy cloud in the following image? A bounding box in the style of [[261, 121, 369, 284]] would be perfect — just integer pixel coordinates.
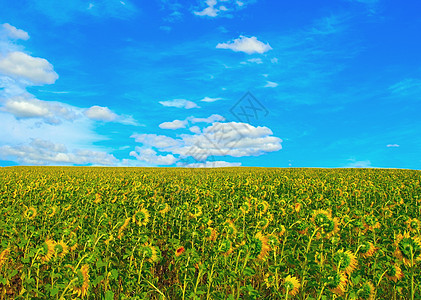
[[264, 81, 278, 88], [386, 144, 399, 148], [159, 99, 200, 109]]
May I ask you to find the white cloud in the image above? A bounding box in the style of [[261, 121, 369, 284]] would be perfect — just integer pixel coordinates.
[[264, 81, 278, 88], [159, 119, 187, 129], [271, 57, 278, 64], [386, 144, 400, 148], [189, 114, 225, 123], [129, 147, 177, 165], [2, 23, 29, 40], [246, 58, 263, 64], [216, 36, 272, 54], [132, 119, 282, 162], [84, 105, 117, 121], [0, 51, 58, 85], [0, 138, 119, 166], [200, 96, 223, 102], [178, 160, 241, 168], [1, 95, 78, 124], [346, 159, 372, 168], [159, 98, 199, 109], [194, 0, 219, 17]]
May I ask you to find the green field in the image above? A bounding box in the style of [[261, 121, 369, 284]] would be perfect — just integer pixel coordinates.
[[0, 166, 420, 299]]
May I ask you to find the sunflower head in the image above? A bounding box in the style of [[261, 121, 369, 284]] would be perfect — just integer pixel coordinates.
[[133, 208, 150, 226], [359, 241, 377, 258], [73, 264, 89, 298], [356, 281, 375, 300], [24, 206, 37, 220], [406, 218, 421, 233], [204, 227, 217, 242], [55, 240, 68, 258], [385, 263, 404, 283], [45, 206, 57, 218], [175, 246, 185, 257], [282, 275, 301, 296], [40, 239, 56, 263], [394, 232, 421, 266], [158, 203, 170, 215], [248, 232, 271, 260], [141, 243, 160, 263], [324, 271, 347, 296], [256, 201, 269, 214], [240, 200, 251, 214], [333, 249, 358, 275], [224, 220, 237, 237], [0, 248, 10, 268]]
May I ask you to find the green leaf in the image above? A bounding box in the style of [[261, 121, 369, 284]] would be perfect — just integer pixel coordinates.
[[105, 290, 114, 300], [49, 287, 59, 296], [110, 269, 118, 280]]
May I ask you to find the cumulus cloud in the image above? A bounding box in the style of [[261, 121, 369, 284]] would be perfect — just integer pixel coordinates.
[[0, 51, 58, 85], [84, 105, 117, 121], [216, 36, 272, 54], [159, 119, 187, 129], [0, 138, 119, 166], [159, 99, 199, 109], [132, 119, 282, 162], [189, 114, 225, 123], [2, 23, 29, 40], [264, 81, 278, 88], [1, 95, 77, 124], [129, 147, 177, 165]]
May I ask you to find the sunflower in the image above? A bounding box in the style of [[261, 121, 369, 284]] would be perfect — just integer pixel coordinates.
[[359, 241, 377, 258], [24, 206, 37, 219], [325, 271, 347, 296], [258, 215, 272, 231], [356, 281, 375, 300], [394, 232, 421, 267], [117, 217, 131, 239], [141, 243, 160, 263], [204, 227, 217, 242], [40, 239, 56, 263], [0, 248, 10, 268], [175, 246, 185, 257], [385, 264, 404, 282], [55, 240, 69, 258], [282, 275, 301, 296], [406, 218, 421, 233], [45, 206, 57, 218], [189, 206, 203, 218], [256, 200, 270, 215], [219, 239, 234, 256], [132, 208, 150, 226], [224, 220, 237, 237], [249, 232, 271, 260], [73, 264, 89, 298], [333, 250, 358, 275], [240, 199, 251, 214], [158, 203, 170, 215]]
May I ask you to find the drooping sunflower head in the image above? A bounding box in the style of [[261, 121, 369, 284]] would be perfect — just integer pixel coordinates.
[[356, 281, 375, 300], [158, 203, 170, 215], [0, 248, 10, 268], [224, 220, 237, 237], [132, 208, 150, 226], [219, 239, 233, 256], [333, 249, 358, 275], [73, 264, 89, 298], [324, 271, 347, 296], [256, 200, 270, 214], [311, 209, 332, 227], [24, 206, 37, 220], [55, 240, 68, 258], [141, 243, 160, 263], [359, 241, 377, 259], [282, 275, 301, 296], [406, 218, 421, 233], [40, 239, 56, 263], [394, 232, 421, 267], [385, 263, 404, 283], [249, 232, 271, 260], [204, 227, 217, 242], [45, 206, 57, 218]]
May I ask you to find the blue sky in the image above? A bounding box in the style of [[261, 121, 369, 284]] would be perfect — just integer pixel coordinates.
[[0, 0, 420, 168]]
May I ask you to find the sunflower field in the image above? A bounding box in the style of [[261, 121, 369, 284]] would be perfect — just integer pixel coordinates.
[[0, 166, 420, 299]]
